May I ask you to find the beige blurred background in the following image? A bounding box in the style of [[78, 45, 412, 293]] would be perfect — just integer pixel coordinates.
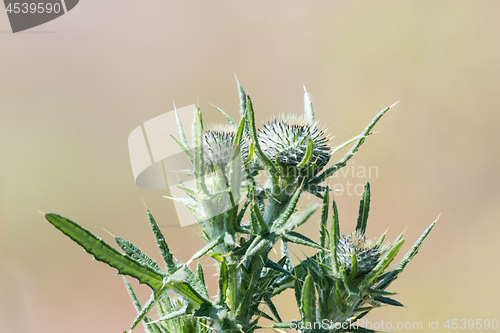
[[1, 1, 499, 332]]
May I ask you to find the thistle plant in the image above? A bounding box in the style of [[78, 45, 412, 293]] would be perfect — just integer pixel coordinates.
[[44, 83, 434, 333]]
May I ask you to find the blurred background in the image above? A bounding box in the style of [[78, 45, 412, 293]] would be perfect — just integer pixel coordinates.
[[1, 1, 499, 332]]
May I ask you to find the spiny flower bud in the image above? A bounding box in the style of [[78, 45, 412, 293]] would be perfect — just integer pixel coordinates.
[[258, 115, 330, 171], [337, 232, 384, 277], [203, 124, 247, 172]]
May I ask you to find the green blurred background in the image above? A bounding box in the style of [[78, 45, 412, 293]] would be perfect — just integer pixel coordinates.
[[1, 1, 499, 332]]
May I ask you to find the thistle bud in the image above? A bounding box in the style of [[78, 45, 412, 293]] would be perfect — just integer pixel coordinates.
[[337, 232, 384, 277], [203, 124, 247, 172], [258, 115, 330, 173]]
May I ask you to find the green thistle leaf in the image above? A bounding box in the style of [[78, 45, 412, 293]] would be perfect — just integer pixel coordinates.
[[356, 182, 371, 235], [300, 273, 317, 325], [187, 235, 224, 264], [265, 258, 291, 275], [209, 102, 237, 126], [196, 263, 206, 286], [193, 108, 208, 193], [252, 199, 269, 234], [130, 292, 163, 331], [246, 95, 276, 172], [330, 196, 341, 275], [360, 234, 405, 289], [175, 109, 190, 149], [170, 133, 193, 160], [277, 203, 318, 233], [281, 231, 321, 249], [148, 211, 177, 274], [123, 278, 162, 333], [217, 258, 228, 305], [377, 221, 436, 290], [115, 236, 164, 275], [264, 294, 282, 322], [45, 213, 164, 291], [271, 187, 302, 231], [374, 295, 404, 307], [319, 186, 330, 256]]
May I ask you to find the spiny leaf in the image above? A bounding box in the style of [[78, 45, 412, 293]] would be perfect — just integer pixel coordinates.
[[148, 211, 177, 274], [249, 208, 259, 234], [368, 288, 396, 296], [176, 181, 199, 197], [115, 236, 164, 275], [252, 200, 269, 234], [187, 235, 224, 264], [272, 279, 295, 297], [45, 213, 164, 291], [340, 265, 354, 295], [280, 240, 293, 271], [329, 133, 362, 156], [246, 95, 276, 172], [210, 103, 237, 126], [245, 235, 273, 258], [264, 294, 282, 322], [356, 182, 371, 235], [300, 273, 317, 325], [170, 133, 193, 160], [178, 264, 210, 300], [234, 115, 246, 145], [246, 142, 255, 165], [193, 108, 208, 193], [374, 295, 404, 307], [217, 258, 228, 305], [271, 187, 303, 231], [175, 109, 190, 149], [319, 186, 330, 257], [163, 271, 209, 307], [281, 231, 321, 249], [235, 198, 250, 231], [123, 278, 142, 313], [123, 278, 162, 333], [377, 221, 435, 290], [330, 196, 340, 275], [334, 284, 344, 312], [252, 309, 274, 322], [375, 232, 386, 248], [298, 256, 323, 281], [277, 203, 318, 233], [130, 271, 210, 331], [130, 292, 161, 331], [265, 258, 291, 275], [196, 263, 205, 286], [155, 306, 189, 322], [237, 78, 247, 117]]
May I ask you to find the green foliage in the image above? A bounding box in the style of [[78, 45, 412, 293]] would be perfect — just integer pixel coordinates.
[[43, 85, 434, 333]]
